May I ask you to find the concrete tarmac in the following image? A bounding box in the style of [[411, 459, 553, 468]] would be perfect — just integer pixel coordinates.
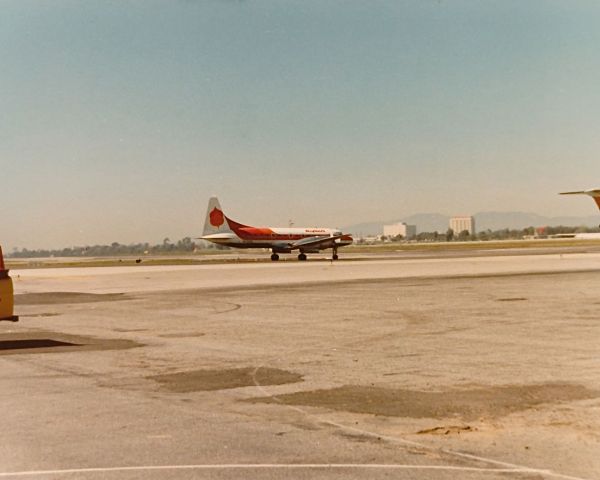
[[10, 251, 600, 294], [1, 252, 600, 479]]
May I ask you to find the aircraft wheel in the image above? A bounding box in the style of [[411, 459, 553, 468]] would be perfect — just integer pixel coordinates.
[[332, 254, 339, 260], [298, 253, 307, 261], [270, 253, 280, 261]]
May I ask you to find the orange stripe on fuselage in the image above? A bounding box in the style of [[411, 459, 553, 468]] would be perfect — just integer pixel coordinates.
[[240, 227, 274, 236], [594, 196, 600, 210], [225, 216, 329, 242], [224, 215, 345, 242], [225, 217, 276, 240]]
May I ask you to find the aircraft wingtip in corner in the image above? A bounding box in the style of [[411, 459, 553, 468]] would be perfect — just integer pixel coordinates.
[[559, 188, 600, 195], [200, 197, 352, 261], [560, 188, 600, 226]]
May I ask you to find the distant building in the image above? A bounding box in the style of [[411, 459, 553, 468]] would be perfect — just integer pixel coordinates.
[[449, 216, 475, 236], [383, 222, 416, 239], [362, 236, 380, 244]]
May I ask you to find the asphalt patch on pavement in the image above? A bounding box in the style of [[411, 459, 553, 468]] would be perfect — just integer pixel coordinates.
[[150, 367, 303, 392], [249, 383, 597, 420], [0, 331, 141, 355], [0, 339, 79, 351], [15, 292, 129, 305]]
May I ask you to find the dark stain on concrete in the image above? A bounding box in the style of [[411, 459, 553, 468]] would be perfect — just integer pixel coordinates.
[[0, 339, 80, 351], [249, 383, 598, 420], [15, 292, 130, 305], [150, 367, 303, 392]]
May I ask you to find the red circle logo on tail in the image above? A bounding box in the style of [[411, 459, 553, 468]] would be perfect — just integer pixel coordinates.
[[209, 207, 225, 227]]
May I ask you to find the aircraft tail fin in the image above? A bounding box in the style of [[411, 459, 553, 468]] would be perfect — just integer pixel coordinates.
[[203, 197, 231, 235]]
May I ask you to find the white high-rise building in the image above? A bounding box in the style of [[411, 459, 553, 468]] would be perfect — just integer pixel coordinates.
[[449, 216, 475, 235], [383, 223, 416, 239]]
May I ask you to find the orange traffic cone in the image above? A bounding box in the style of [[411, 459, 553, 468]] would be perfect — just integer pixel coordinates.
[[0, 246, 18, 322]]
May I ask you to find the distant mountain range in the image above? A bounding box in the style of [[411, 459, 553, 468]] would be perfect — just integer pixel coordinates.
[[343, 212, 600, 236]]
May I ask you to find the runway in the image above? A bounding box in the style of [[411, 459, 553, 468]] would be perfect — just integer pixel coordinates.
[[1, 251, 600, 479], [10, 251, 600, 294]]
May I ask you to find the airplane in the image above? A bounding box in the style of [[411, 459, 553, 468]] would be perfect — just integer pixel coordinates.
[[560, 188, 600, 227], [200, 197, 353, 261]]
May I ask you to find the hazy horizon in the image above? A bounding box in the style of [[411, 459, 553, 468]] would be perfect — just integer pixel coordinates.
[[5, 209, 600, 252], [3, 1, 600, 250]]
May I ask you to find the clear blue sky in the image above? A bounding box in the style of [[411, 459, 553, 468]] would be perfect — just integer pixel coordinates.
[[2, 0, 600, 249]]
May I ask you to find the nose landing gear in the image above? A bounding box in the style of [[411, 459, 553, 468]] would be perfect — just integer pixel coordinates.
[[270, 252, 280, 261]]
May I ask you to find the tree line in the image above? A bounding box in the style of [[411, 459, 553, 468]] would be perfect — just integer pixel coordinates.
[[376, 225, 600, 243], [8, 237, 228, 258], [9, 225, 600, 257]]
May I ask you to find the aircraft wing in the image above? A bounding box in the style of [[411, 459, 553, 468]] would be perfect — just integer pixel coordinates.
[[560, 189, 600, 197], [290, 235, 345, 251]]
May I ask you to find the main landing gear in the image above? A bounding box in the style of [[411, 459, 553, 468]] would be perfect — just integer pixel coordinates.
[[271, 250, 340, 261]]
